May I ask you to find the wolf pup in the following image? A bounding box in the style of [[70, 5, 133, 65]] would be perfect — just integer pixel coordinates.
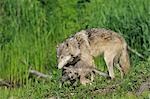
[[61, 60, 109, 85], [57, 28, 130, 79]]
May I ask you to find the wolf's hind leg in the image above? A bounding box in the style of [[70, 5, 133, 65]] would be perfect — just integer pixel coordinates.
[[115, 64, 123, 79]]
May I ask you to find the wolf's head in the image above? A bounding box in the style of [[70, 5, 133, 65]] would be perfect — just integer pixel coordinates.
[[61, 66, 79, 82], [57, 37, 80, 69]]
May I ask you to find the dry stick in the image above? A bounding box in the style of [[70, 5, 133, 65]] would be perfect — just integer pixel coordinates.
[[29, 69, 51, 79], [20, 60, 51, 79], [92, 81, 123, 94], [128, 46, 145, 59], [0, 79, 12, 87], [93, 69, 109, 78], [63, 67, 109, 77], [136, 79, 150, 96]]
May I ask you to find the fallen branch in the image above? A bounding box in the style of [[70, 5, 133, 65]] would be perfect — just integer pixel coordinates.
[[93, 69, 109, 78], [128, 46, 145, 59], [20, 60, 51, 79], [92, 83, 119, 95], [91, 81, 122, 95], [63, 66, 109, 78], [29, 69, 51, 79], [0, 79, 12, 87], [136, 80, 150, 96]]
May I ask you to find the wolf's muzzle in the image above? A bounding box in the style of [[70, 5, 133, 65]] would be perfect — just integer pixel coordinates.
[[58, 55, 72, 69]]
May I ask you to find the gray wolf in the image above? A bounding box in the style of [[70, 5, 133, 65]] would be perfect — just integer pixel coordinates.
[[57, 28, 130, 79]]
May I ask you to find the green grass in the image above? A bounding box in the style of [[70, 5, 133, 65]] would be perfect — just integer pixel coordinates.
[[0, 0, 150, 98]]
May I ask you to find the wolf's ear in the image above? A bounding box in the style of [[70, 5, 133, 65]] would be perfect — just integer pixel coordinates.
[[75, 30, 87, 43], [68, 39, 80, 57], [75, 32, 81, 41], [56, 43, 60, 48], [56, 43, 64, 56], [57, 43, 65, 49]]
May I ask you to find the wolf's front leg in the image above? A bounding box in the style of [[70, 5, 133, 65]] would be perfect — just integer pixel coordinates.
[[104, 52, 115, 79]]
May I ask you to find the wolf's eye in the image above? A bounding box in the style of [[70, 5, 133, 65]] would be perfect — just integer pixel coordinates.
[[60, 56, 64, 59], [66, 43, 69, 47]]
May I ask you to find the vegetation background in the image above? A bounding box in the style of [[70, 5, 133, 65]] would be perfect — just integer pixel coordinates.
[[0, 0, 149, 98]]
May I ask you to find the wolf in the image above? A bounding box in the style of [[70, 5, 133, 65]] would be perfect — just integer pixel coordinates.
[[61, 60, 109, 85], [57, 28, 130, 79]]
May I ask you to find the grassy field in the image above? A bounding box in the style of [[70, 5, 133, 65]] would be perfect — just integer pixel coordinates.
[[0, 0, 150, 98]]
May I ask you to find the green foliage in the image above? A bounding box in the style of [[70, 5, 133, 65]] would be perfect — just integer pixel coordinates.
[[0, 0, 149, 98]]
